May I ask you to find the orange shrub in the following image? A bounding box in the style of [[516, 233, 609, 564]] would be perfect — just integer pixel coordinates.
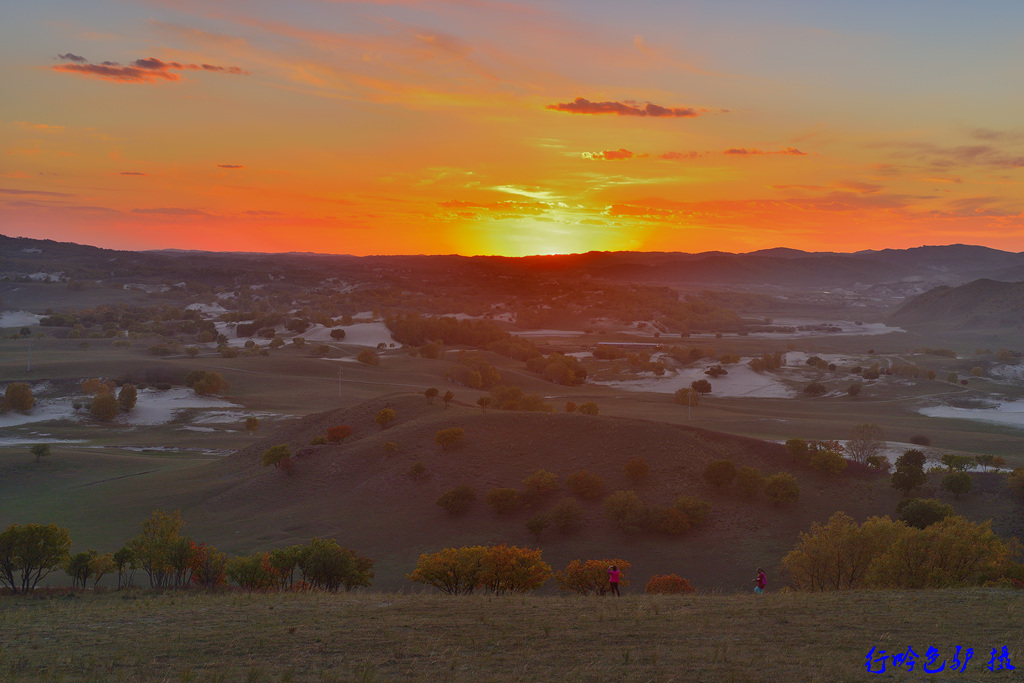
[[555, 558, 631, 595], [645, 574, 696, 594], [327, 425, 353, 443]]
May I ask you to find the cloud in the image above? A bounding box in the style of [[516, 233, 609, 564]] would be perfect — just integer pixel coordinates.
[[57, 53, 87, 63], [546, 97, 702, 118], [120, 171, 146, 176], [724, 147, 806, 156], [53, 55, 248, 84], [661, 151, 703, 160], [217, 164, 244, 169], [582, 148, 646, 161], [0, 187, 74, 197], [131, 207, 211, 216]]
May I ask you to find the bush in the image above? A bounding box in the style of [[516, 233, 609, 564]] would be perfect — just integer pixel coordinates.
[[117, 384, 137, 412], [941, 471, 973, 499], [577, 402, 599, 415], [479, 544, 552, 594], [434, 427, 466, 451], [436, 485, 476, 515], [1007, 468, 1024, 498], [647, 506, 690, 535], [4, 382, 34, 413], [602, 490, 647, 534], [645, 574, 696, 594], [486, 488, 521, 515], [673, 496, 711, 527], [735, 466, 764, 498], [374, 408, 395, 430], [356, 349, 379, 366], [261, 444, 292, 471], [406, 461, 426, 481], [298, 538, 374, 592], [909, 434, 931, 447], [624, 457, 650, 485], [407, 545, 550, 595], [702, 460, 737, 489], [407, 546, 487, 594], [309, 435, 329, 445], [804, 381, 827, 396], [525, 514, 550, 539], [383, 441, 397, 453], [548, 497, 583, 534], [89, 392, 119, 421], [522, 469, 559, 495], [764, 472, 800, 505], [896, 498, 955, 529], [891, 449, 927, 496], [566, 470, 605, 500], [327, 425, 353, 443], [809, 445, 847, 476], [554, 559, 631, 595], [424, 387, 439, 403]]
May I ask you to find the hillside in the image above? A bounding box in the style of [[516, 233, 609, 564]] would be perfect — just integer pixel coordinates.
[[889, 278, 1024, 329], [129, 393, 1020, 592]]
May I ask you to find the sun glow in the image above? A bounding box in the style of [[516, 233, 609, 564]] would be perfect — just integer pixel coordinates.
[[455, 216, 648, 257]]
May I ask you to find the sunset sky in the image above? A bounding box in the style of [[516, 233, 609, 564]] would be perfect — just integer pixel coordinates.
[[4, 1, 1024, 256]]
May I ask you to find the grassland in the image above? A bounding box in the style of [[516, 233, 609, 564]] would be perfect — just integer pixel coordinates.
[[2, 588, 1022, 682]]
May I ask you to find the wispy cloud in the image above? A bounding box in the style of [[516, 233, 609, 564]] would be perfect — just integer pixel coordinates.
[[120, 171, 147, 176], [0, 187, 74, 197], [582, 148, 645, 161], [217, 164, 244, 169], [53, 55, 248, 84], [131, 207, 211, 216], [547, 97, 705, 118], [724, 147, 806, 156], [57, 53, 87, 63]]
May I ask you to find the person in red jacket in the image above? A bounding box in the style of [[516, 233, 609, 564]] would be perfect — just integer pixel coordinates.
[[607, 565, 621, 596], [753, 567, 767, 594]]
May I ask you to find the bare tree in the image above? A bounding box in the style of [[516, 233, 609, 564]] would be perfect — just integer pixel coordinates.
[[846, 423, 884, 464]]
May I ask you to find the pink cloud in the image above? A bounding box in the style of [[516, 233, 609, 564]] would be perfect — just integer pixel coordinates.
[[53, 55, 248, 84], [547, 97, 702, 118]]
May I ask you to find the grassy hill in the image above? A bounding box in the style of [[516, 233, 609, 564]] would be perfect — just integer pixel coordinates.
[[890, 278, 1024, 330], [9, 391, 1018, 593]]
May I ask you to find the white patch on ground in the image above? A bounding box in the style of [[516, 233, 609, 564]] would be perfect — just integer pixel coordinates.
[[516, 329, 586, 337], [784, 351, 859, 367], [592, 362, 797, 398], [327, 322, 396, 347], [191, 410, 279, 425], [0, 436, 87, 446], [186, 302, 228, 315], [180, 426, 217, 432], [918, 400, 1024, 430], [128, 389, 239, 425], [29, 272, 63, 282], [990, 364, 1024, 384], [0, 397, 78, 428], [0, 310, 43, 327]]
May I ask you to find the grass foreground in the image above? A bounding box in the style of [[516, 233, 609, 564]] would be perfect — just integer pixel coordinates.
[[1, 589, 1022, 682]]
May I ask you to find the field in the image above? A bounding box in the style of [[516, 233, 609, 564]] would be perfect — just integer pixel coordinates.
[[2, 588, 1023, 682]]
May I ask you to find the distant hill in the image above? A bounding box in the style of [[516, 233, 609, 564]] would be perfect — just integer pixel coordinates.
[[3, 234, 1024, 290], [889, 278, 1024, 330]]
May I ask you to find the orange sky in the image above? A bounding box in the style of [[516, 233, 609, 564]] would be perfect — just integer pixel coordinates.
[[3, 1, 1024, 256]]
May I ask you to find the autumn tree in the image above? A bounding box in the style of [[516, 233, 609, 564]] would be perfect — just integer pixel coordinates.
[[89, 551, 117, 589], [624, 457, 650, 485], [735, 466, 764, 498], [548, 497, 583, 534], [942, 471, 973, 500], [66, 550, 93, 589], [645, 574, 696, 594], [0, 523, 71, 592], [567, 470, 605, 500], [891, 449, 927, 496], [603, 490, 647, 534], [895, 498, 954, 529], [846, 423, 884, 464], [4, 382, 34, 413], [245, 416, 260, 436], [113, 546, 138, 589], [442, 390, 455, 408], [703, 459, 736, 489], [356, 349, 379, 366], [261, 444, 292, 471], [941, 454, 975, 472], [434, 427, 465, 452], [476, 396, 492, 411], [673, 495, 711, 528], [126, 510, 190, 588], [297, 538, 374, 592], [374, 408, 395, 430], [785, 438, 810, 464], [555, 559, 631, 595], [89, 392, 119, 421], [226, 554, 274, 591], [117, 383, 138, 413], [327, 425, 353, 443], [765, 472, 800, 505], [577, 401, 599, 415], [186, 370, 229, 396], [523, 470, 559, 497], [190, 543, 228, 589], [690, 378, 712, 395], [436, 485, 476, 515], [407, 546, 488, 594], [486, 488, 521, 515], [424, 387, 439, 404], [30, 443, 50, 463], [808, 441, 847, 476], [673, 387, 699, 407], [479, 544, 551, 594]]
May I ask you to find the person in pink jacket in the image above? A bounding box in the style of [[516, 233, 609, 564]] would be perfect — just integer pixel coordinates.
[[607, 565, 621, 596], [753, 567, 767, 594]]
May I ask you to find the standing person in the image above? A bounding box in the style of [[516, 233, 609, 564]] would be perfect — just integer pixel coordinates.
[[607, 565, 621, 596], [753, 567, 767, 595]]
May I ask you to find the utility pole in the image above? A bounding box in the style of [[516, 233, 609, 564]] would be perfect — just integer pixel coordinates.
[[338, 367, 342, 397], [27, 336, 32, 372]]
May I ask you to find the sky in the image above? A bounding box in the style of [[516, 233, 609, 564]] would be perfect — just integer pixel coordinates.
[[3, 0, 1024, 257]]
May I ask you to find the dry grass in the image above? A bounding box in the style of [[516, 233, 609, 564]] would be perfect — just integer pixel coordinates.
[[1, 589, 1022, 682]]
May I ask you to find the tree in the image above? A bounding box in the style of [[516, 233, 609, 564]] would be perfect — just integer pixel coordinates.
[[89, 551, 117, 589], [891, 449, 927, 496], [645, 574, 696, 594], [735, 466, 763, 498], [548, 497, 583, 534], [624, 457, 650, 485], [126, 510, 189, 588], [705, 365, 727, 378], [603, 490, 647, 534], [330, 328, 346, 340], [187, 370, 229, 396], [117, 383, 138, 413], [1007, 468, 1024, 499], [673, 496, 711, 527], [690, 378, 712, 394], [525, 514, 550, 540], [327, 425, 353, 443], [486, 488, 521, 514], [476, 396, 492, 411], [674, 387, 699, 407], [245, 416, 260, 436], [436, 485, 476, 515], [374, 408, 395, 430], [846, 423, 884, 464], [565, 401, 577, 413], [785, 438, 809, 464], [566, 470, 605, 499], [424, 387, 439, 404], [808, 441, 848, 476], [577, 401, 599, 415], [66, 551, 94, 589], [942, 471, 973, 500], [298, 538, 374, 592], [442, 390, 455, 408], [523, 470, 559, 496], [89, 392, 119, 421], [435, 427, 466, 451], [226, 554, 274, 591], [4, 382, 34, 413], [895, 498, 954, 529], [941, 454, 975, 472], [555, 559, 631, 595], [356, 349, 379, 366], [804, 381, 827, 396], [764, 472, 800, 505], [479, 544, 551, 594], [30, 443, 50, 463], [703, 460, 737, 489], [190, 543, 228, 589], [407, 546, 488, 595], [0, 523, 72, 592], [113, 546, 138, 589], [261, 444, 292, 470], [847, 382, 863, 397]]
